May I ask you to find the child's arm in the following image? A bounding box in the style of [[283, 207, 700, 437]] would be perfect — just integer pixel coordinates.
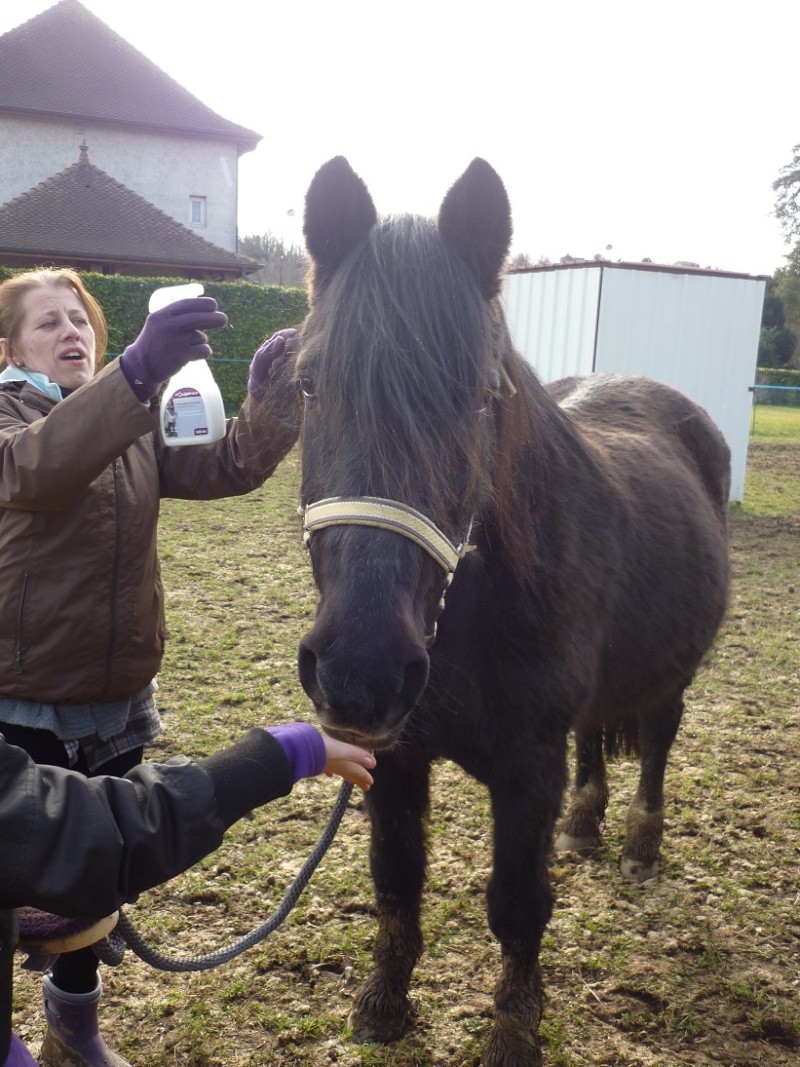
[[1, 724, 372, 919]]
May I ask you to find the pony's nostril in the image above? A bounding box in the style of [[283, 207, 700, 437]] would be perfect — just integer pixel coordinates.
[[297, 643, 319, 701]]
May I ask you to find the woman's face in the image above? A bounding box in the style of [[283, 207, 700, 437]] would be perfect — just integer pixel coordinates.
[[5, 284, 97, 389]]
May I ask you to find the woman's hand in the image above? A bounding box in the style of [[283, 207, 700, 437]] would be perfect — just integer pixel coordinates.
[[119, 297, 228, 401], [247, 328, 300, 401]]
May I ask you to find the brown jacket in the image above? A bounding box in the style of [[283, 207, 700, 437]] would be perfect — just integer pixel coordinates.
[[0, 360, 299, 704]]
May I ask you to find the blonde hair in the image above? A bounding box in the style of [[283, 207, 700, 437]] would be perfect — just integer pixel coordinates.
[[0, 268, 108, 371]]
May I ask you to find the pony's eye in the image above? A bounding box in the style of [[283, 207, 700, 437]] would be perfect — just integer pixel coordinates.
[[296, 375, 316, 400]]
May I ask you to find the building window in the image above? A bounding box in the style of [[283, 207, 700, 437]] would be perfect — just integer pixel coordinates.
[[190, 196, 206, 226]]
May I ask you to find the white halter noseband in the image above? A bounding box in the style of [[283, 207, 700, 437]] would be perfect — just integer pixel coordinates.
[[300, 496, 473, 647]]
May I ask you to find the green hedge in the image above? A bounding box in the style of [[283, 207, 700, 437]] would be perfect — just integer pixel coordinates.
[[754, 366, 800, 406], [6, 262, 799, 413], [0, 266, 308, 412]]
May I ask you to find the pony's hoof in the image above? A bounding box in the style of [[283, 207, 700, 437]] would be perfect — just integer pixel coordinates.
[[554, 831, 598, 854], [348, 978, 409, 1044], [620, 856, 659, 882], [347, 1007, 407, 1044], [483, 1026, 542, 1067]]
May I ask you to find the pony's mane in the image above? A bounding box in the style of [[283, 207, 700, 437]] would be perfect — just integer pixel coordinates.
[[302, 214, 494, 527], [484, 327, 569, 584]]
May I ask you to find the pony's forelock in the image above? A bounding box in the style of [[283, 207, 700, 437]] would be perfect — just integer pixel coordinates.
[[302, 215, 495, 529]]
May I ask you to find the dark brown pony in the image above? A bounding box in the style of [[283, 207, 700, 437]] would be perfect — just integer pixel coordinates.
[[295, 156, 730, 1066]]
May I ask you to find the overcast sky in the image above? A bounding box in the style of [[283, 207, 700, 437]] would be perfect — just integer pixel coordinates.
[[3, 0, 799, 275]]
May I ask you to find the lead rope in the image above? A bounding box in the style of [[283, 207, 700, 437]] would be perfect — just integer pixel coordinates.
[[95, 780, 353, 973]]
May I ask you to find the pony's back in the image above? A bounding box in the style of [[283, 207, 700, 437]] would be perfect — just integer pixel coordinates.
[[548, 372, 731, 521]]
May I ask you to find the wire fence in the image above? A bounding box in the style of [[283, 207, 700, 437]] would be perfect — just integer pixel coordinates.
[[749, 384, 800, 401]]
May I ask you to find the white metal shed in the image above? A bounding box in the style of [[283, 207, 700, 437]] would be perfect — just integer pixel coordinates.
[[502, 260, 767, 502]]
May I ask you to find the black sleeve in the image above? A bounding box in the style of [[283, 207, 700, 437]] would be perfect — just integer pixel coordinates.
[[0, 729, 292, 919]]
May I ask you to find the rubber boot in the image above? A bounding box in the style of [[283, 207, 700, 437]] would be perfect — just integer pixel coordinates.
[[39, 977, 131, 1067], [4, 1033, 40, 1066]]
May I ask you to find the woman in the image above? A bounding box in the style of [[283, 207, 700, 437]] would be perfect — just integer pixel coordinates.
[[0, 267, 304, 1066], [1, 722, 375, 1066]]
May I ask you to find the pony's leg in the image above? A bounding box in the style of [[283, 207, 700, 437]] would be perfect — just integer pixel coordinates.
[[620, 695, 684, 882], [554, 728, 608, 853], [482, 745, 566, 1067], [349, 755, 430, 1044]]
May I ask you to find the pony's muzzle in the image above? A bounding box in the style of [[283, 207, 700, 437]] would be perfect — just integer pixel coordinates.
[[297, 635, 429, 746]]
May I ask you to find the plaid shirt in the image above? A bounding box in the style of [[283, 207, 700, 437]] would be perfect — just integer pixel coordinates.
[[0, 683, 162, 772]]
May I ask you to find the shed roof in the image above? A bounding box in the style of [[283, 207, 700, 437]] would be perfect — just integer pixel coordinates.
[[0, 0, 260, 153], [0, 144, 260, 279], [508, 258, 770, 283]]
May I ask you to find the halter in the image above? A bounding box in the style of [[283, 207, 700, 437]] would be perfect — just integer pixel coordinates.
[[300, 496, 473, 647]]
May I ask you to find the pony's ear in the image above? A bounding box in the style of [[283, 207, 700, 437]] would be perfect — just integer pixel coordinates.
[[438, 158, 512, 300], [303, 157, 378, 286]]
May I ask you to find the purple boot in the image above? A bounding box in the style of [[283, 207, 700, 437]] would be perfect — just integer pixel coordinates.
[[40, 977, 131, 1067], [3, 1033, 39, 1066]]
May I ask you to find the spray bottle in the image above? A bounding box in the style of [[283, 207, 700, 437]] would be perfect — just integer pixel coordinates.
[[149, 283, 226, 447]]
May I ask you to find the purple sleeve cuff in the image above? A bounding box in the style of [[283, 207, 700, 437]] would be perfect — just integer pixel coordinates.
[[119, 346, 159, 401], [266, 723, 326, 783]]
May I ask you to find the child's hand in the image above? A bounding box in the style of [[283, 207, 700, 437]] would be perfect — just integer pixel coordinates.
[[321, 734, 375, 791]]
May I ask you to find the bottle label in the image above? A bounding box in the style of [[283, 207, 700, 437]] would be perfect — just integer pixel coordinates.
[[162, 387, 210, 439]]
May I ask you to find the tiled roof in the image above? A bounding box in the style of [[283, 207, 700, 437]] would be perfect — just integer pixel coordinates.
[[0, 144, 260, 277], [0, 0, 260, 152]]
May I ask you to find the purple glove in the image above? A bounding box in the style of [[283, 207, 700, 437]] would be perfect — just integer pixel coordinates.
[[267, 722, 326, 783], [248, 328, 300, 402], [119, 297, 228, 401], [3, 1033, 39, 1066]]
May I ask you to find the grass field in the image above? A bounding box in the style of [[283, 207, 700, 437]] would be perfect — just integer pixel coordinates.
[[742, 407, 800, 517], [748, 402, 800, 441], [11, 428, 799, 1066]]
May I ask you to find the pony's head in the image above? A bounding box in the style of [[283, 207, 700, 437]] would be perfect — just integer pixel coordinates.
[[297, 156, 512, 747]]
